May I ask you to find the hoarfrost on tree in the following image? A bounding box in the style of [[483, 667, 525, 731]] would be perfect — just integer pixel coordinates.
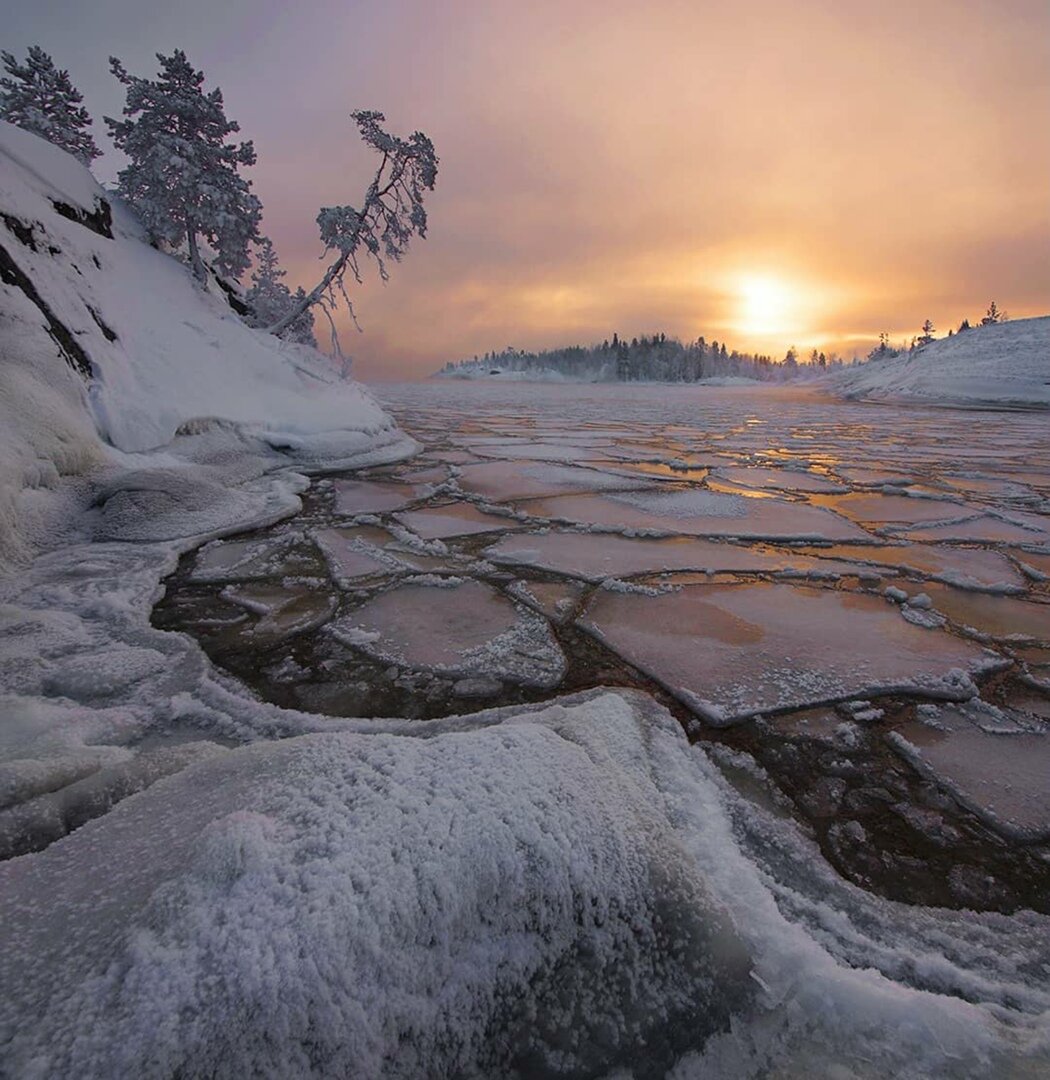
[[0, 46, 101, 165], [105, 50, 261, 283], [245, 236, 317, 347], [268, 110, 438, 339]]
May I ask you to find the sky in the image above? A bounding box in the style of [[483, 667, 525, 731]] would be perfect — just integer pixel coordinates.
[[5, 0, 1049, 379]]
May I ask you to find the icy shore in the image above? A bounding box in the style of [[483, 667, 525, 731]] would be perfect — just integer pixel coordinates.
[[4, 125, 1050, 1077]]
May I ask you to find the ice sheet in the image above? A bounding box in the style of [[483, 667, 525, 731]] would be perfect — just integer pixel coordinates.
[[518, 489, 870, 541], [330, 579, 565, 686], [394, 503, 523, 539], [580, 582, 997, 722], [890, 706, 1050, 840]]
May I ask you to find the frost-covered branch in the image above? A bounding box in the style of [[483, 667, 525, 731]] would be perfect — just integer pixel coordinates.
[[267, 110, 437, 338]]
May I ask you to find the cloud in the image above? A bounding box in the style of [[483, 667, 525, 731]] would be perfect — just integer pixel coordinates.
[[8, 0, 1047, 378]]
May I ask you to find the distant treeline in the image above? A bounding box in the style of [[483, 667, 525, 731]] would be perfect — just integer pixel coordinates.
[[438, 333, 850, 382]]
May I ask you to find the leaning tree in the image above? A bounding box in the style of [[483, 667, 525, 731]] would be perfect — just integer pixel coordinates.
[[106, 50, 261, 283], [267, 110, 438, 342], [0, 46, 101, 164]]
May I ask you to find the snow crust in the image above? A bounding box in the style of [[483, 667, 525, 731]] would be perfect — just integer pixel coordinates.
[[831, 317, 1050, 408]]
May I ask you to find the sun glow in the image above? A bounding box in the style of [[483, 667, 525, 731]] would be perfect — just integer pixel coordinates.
[[736, 274, 799, 338]]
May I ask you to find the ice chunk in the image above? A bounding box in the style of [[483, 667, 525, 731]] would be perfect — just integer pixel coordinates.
[[889, 709, 1050, 841], [394, 503, 522, 539], [902, 516, 1050, 544], [579, 583, 997, 723], [797, 543, 1026, 593], [313, 528, 409, 583], [917, 583, 1050, 644], [508, 579, 585, 623], [330, 579, 565, 687], [223, 585, 338, 643], [472, 440, 608, 462], [333, 479, 421, 515], [484, 530, 863, 582], [455, 459, 646, 501], [518, 489, 868, 541], [816, 492, 977, 526], [713, 465, 848, 494], [190, 534, 324, 583]]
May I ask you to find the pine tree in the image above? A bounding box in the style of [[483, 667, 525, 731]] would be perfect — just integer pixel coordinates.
[[267, 110, 437, 338], [106, 50, 261, 282], [981, 301, 1005, 326], [0, 47, 101, 164], [244, 236, 317, 347], [918, 318, 935, 346]]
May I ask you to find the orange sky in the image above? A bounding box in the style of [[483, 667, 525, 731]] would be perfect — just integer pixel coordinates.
[[9, 0, 1050, 377]]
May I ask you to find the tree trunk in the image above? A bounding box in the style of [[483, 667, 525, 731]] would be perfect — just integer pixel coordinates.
[[186, 222, 207, 284], [266, 247, 351, 337]]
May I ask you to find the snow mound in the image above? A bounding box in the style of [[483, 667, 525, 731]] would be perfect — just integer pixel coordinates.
[[0, 690, 753, 1078], [831, 317, 1050, 408]]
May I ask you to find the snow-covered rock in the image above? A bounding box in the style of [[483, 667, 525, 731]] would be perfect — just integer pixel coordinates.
[[0, 120, 414, 569], [831, 317, 1050, 408], [0, 689, 753, 1077]]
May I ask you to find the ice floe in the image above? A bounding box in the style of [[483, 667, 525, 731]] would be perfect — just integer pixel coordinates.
[[580, 582, 1002, 722]]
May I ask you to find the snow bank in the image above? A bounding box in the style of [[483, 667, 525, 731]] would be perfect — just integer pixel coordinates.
[[0, 121, 416, 568], [831, 317, 1050, 408]]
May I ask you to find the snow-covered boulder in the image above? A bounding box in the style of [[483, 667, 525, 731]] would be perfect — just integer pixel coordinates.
[[0, 121, 413, 569], [831, 317, 1050, 408]]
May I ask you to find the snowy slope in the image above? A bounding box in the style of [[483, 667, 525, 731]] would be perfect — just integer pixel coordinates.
[[0, 121, 414, 568], [831, 316, 1050, 408]]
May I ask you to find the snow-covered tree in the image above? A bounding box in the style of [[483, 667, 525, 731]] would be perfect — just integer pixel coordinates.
[[268, 110, 437, 338], [917, 318, 935, 346], [868, 332, 896, 361], [0, 47, 101, 164], [106, 50, 261, 283], [981, 301, 1006, 326], [245, 237, 317, 347]]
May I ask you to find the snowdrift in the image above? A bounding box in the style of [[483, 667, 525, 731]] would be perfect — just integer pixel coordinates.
[[831, 316, 1050, 408], [0, 120, 403, 454]]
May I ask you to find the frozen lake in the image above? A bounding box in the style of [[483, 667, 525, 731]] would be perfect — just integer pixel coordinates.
[[155, 380, 1050, 913], [5, 381, 1050, 1077]]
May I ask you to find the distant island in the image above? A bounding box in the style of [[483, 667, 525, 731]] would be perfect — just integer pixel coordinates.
[[435, 333, 846, 383]]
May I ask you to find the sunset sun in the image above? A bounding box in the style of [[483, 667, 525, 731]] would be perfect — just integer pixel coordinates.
[[736, 274, 798, 338]]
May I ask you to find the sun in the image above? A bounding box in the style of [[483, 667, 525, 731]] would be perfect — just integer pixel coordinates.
[[736, 274, 796, 337]]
